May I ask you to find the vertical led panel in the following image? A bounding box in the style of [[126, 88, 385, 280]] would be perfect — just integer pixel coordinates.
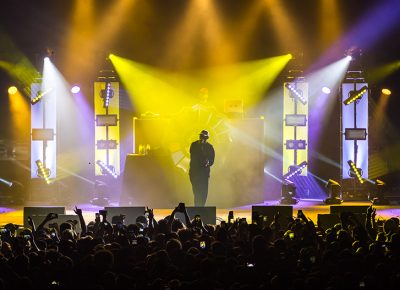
[[31, 82, 57, 179], [283, 82, 308, 175], [341, 83, 368, 179], [94, 82, 120, 177]]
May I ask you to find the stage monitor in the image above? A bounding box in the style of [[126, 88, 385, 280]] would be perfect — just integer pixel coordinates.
[[175, 206, 216, 225], [104, 206, 146, 226]]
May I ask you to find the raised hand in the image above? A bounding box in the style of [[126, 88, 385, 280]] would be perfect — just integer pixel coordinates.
[[73, 206, 83, 216], [27, 216, 34, 228], [46, 213, 58, 221]]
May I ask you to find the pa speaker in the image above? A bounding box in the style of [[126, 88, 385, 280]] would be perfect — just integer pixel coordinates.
[[330, 205, 369, 215], [252, 205, 293, 229], [317, 214, 341, 230], [104, 206, 146, 225], [23, 206, 65, 227], [175, 206, 216, 225]]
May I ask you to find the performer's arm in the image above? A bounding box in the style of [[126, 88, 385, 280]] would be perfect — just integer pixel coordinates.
[[208, 145, 215, 166]]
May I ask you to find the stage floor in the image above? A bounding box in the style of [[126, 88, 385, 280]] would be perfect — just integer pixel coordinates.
[[1, 199, 400, 227]]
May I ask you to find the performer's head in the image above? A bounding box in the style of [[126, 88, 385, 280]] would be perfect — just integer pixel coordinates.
[[199, 130, 209, 141]]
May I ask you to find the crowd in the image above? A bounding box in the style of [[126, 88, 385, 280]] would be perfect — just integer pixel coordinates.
[[0, 203, 400, 290]]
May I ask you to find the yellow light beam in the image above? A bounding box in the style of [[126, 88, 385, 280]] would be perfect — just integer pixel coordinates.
[[368, 61, 400, 83], [263, 0, 309, 55], [319, 0, 343, 50], [8, 89, 30, 142], [110, 54, 292, 114]]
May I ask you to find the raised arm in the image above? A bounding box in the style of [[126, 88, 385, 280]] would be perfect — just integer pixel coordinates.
[[74, 206, 87, 235]]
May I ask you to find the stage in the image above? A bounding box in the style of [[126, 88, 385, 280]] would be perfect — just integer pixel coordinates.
[[1, 199, 400, 228]]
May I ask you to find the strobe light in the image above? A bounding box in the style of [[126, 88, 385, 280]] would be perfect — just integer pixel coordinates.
[[285, 83, 307, 105], [343, 86, 368, 105], [100, 82, 114, 108], [35, 160, 51, 184], [347, 160, 364, 184], [283, 161, 308, 182], [96, 160, 118, 179]]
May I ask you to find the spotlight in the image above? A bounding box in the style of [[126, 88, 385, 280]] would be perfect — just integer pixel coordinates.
[[8, 86, 18, 95], [96, 160, 118, 179], [100, 82, 114, 108], [371, 179, 389, 205], [280, 181, 298, 204], [35, 160, 51, 184], [285, 83, 307, 105], [283, 161, 308, 182], [343, 85, 368, 105], [322, 87, 331, 94], [381, 88, 391, 96], [347, 160, 364, 184], [71, 85, 81, 94], [324, 179, 342, 204], [346, 55, 353, 61]]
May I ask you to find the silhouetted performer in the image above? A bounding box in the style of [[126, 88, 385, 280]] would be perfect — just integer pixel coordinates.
[[189, 130, 215, 206]]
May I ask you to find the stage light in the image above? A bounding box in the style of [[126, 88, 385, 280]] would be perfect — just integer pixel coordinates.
[[100, 82, 114, 108], [381, 88, 391, 96], [35, 160, 51, 184], [371, 179, 388, 205], [322, 86, 331, 94], [285, 83, 307, 104], [96, 160, 118, 179], [280, 181, 298, 204], [324, 179, 342, 204], [71, 85, 81, 94], [343, 85, 368, 105], [285, 140, 306, 150], [285, 114, 307, 126], [283, 161, 308, 181], [96, 140, 118, 150], [0, 177, 13, 187], [31, 88, 53, 105], [346, 55, 352, 61], [8, 86, 18, 95], [347, 160, 364, 184]]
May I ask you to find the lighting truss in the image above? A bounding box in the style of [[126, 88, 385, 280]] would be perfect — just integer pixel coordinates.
[[100, 82, 114, 108], [285, 83, 307, 105], [35, 160, 51, 184], [96, 160, 118, 179], [343, 85, 368, 105], [347, 160, 364, 184], [285, 140, 306, 150], [283, 161, 308, 181]]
